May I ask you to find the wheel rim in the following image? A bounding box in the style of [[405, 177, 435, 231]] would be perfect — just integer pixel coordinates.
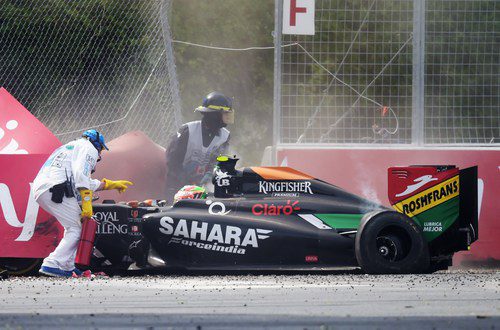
[[376, 236, 399, 262]]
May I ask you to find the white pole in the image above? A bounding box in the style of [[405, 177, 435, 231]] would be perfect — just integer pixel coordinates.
[[412, 0, 426, 146], [273, 0, 283, 165]]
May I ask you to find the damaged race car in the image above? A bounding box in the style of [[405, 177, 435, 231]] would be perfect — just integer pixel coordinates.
[[87, 157, 478, 274]]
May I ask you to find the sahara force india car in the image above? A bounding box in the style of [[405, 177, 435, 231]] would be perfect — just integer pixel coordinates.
[[90, 158, 478, 274]]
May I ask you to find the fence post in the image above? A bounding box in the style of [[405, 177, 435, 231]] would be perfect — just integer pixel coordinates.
[[412, 0, 425, 146], [273, 0, 283, 165]]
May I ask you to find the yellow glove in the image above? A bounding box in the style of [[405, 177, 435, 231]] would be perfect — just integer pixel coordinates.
[[80, 189, 93, 219], [102, 178, 133, 193]]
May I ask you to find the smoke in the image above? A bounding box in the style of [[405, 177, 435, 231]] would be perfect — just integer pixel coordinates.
[[352, 154, 384, 211], [360, 184, 382, 206]]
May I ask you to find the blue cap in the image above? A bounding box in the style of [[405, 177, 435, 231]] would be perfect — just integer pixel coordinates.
[[82, 129, 109, 151]]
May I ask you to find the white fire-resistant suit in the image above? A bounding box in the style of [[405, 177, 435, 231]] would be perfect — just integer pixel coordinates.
[[32, 138, 102, 271]]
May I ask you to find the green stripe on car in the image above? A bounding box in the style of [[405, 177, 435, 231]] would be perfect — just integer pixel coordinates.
[[314, 213, 364, 229]]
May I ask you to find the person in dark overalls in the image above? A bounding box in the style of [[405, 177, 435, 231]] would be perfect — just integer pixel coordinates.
[[165, 92, 234, 202]]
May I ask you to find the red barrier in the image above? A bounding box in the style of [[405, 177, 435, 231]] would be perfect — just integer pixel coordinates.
[[0, 88, 61, 154], [0, 132, 166, 258], [92, 131, 166, 202], [278, 147, 499, 263], [0, 88, 167, 259], [0, 155, 63, 257], [0, 87, 63, 258]]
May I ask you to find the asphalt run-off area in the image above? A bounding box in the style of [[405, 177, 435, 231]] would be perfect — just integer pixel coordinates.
[[0, 269, 498, 329]]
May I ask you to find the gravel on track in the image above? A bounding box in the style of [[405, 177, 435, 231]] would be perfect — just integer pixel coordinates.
[[0, 269, 498, 329]]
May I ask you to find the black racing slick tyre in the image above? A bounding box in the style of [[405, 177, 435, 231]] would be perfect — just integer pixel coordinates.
[[0, 258, 42, 276], [355, 211, 429, 274]]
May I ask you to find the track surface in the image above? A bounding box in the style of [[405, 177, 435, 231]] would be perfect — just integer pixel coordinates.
[[0, 269, 498, 329]]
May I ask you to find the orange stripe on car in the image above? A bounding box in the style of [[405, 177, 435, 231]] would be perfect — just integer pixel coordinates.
[[251, 167, 314, 180]]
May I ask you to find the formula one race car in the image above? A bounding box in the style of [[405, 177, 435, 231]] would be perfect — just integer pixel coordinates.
[[88, 157, 478, 274]]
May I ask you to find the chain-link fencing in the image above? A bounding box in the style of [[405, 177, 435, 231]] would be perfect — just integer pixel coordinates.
[[0, 0, 182, 146], [277, 0, 499, 145], [425, 0, 498, 144]]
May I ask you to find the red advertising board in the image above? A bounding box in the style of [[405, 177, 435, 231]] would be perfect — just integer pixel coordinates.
[[0, 155, 63, 257], [0, 87, 63, 257], [278, 147, 499, 263], [0, 87, 61, 154]]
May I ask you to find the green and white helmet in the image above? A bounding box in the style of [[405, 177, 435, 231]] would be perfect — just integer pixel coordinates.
[[173, 185, 207, 204]]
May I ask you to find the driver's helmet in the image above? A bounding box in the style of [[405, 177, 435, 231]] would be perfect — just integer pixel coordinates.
[[173, 185, 207, 204]]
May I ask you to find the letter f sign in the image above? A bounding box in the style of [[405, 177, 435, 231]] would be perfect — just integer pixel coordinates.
[[283, 0, 315, 35], [290, 0, 307, 26]]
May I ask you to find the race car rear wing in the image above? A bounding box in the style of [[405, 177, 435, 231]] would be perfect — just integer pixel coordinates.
[[388, 165, 478, 252]]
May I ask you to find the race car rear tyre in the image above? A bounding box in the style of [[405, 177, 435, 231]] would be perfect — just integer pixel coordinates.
[[355, 211, 429, 274], [0, 258, 42, 276]]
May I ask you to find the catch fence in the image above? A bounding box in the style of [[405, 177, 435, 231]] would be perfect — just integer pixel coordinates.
[[0, 0, 182, 146], [275, 0, 499, 146]]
